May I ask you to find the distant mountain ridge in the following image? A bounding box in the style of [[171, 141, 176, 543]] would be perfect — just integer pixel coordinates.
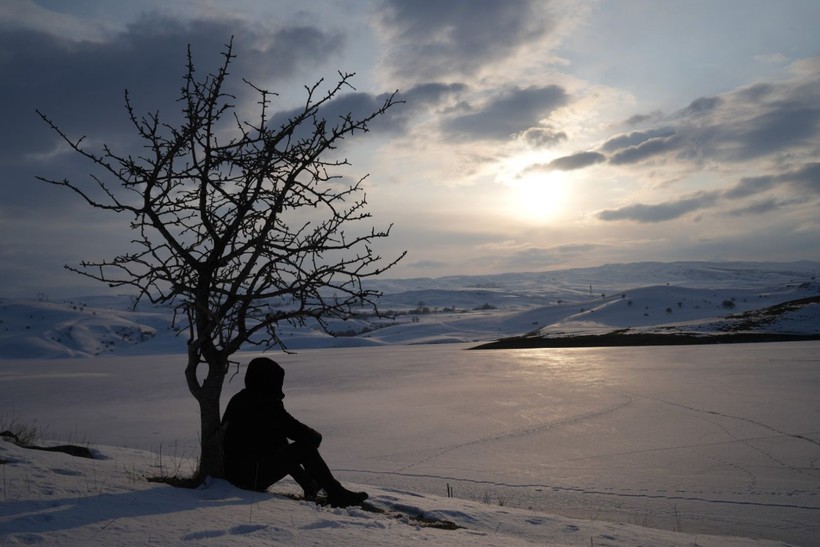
[[2, 261, 818, 358]]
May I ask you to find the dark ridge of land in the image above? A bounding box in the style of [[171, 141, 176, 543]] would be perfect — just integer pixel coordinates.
[[470, 332, 820, 350], [472, 294, 820, 350]]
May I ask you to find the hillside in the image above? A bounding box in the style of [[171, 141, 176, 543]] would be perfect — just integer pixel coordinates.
[[2, 261, 818, 358]]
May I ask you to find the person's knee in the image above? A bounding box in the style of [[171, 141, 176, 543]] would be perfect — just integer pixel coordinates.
[[288, 441, 321, 462]]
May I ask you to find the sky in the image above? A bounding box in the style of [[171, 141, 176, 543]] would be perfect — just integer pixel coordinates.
[[1, 0, 819, 297]]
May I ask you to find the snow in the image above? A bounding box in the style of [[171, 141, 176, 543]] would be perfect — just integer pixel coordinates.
[[0, 441, 781, 546], [1, 261, 819, 545], [2, 260, 818, 358], [3, 343, 819, 545]]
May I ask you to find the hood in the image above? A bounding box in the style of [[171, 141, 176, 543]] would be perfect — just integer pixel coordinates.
[[244, 357, 285, 399]]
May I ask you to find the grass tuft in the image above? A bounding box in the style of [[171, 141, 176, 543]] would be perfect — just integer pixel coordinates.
[[0, 413, 43, 447]]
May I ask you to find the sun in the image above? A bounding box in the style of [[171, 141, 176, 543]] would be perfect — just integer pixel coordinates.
[[505, 168, 570, 224]]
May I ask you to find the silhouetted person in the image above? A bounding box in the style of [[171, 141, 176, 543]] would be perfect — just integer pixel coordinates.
[[221, 357, 368, 507]]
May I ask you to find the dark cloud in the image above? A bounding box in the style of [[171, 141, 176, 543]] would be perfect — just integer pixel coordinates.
[[547, 151, 606, 171], [0, 16, 344, 212], [442, 85, 568, 141], [601, 127, 676, 153], [608, 134, 680, 165], [724, 163, 820, 200], [728, 198, 782, 216], [724, 175, 776, 199], [783, 162, 820, 193], [731, 104, 820, 160], [597, 191, 718, 223], [401, 82, 468, 107], [577, 69, 820, 179], [519, 151, 605, 175], [680, 96, 722, 117], [604, 160, 819, 226], [600, 73, 820, 168], [736, 82, 776, 102], [375, 0, 552, 81], [0, 16, 342, 158], [265, 81, 467, 142], [383, 82, 468, 132], [624, 111, 662, 126], [520, 127, 567, 147], [282, 90, 402, 136]]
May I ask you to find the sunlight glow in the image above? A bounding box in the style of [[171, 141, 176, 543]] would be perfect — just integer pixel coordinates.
[[505, 167, 570, 224]]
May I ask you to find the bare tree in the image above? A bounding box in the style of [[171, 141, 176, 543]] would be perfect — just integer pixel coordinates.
[[36, 40, 404, 481]]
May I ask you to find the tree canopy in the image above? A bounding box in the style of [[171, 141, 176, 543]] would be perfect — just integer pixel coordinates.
[[37, 39, 404, 479]]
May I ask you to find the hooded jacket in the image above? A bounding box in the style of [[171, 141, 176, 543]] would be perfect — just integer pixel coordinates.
[[221, 358, 322, 482]]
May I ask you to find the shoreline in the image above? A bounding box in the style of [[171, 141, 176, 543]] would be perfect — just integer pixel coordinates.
[[471, 332, 820, 350]]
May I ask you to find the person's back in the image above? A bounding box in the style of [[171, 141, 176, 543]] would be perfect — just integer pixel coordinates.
[[222, 387, 287, 488]]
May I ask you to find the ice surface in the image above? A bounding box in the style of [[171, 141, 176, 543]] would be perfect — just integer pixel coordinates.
[[2, 341, 818, 545]]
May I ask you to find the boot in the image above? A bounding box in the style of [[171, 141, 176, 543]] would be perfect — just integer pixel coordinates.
[[326, 484, 369, 508], [296, 444, 367, 507]]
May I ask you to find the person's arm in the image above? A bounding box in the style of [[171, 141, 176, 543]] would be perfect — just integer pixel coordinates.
[[279, 405, 322, 447]]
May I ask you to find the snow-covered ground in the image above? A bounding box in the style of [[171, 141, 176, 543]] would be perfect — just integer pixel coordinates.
[[3, 342, 819, 545], [1, 261, 819, 545], [2, 261, 819, 357]]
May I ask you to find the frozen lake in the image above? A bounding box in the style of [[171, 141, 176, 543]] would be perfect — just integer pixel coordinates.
[[2, 341, 819, 544]]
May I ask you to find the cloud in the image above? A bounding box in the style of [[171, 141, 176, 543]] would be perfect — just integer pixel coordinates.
[[740, 83, 779, 102], [680, 96, 723, 117], [724, 175, 775, 199], [728, 198, 782, 216], [264, 81, 467, 143], [602, 160, 819, 225], [608, 134, 680, 165], [597, 191, 719, 223], [401, 82, 468, 107], [498, 243, 606, 270], [547, 151, 606, 171], [519, 151, 605, 176], [0, 17, 343, 156], [374, 0, 553, 81], [442, 85, 568, 141], [0, 16, 344, 212], [601, 127, 676, 153], [520, 127, 567, 147], [550, 243, 605, 255], [624, 111, 662, 126], [586, 62, 820, 173], [385, 82, 468, 132], [406, 259, 448, 270], [783, 162, 820, 193], [724, 163, 820, 200], [730, 103, 820, 160]]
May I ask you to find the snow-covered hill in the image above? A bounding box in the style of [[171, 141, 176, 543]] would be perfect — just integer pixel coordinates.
[[2, 261, 818, 358], [0, 440, 785, 547]]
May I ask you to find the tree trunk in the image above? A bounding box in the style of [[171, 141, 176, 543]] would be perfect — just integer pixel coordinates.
[[197, 383, 225, 481], [186, 353, 228, 481]]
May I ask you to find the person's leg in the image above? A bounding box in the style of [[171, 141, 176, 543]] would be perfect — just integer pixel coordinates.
[[234, 449, 319, 495], [282, 442, 368, 507], [289, 464, 320, 500], [245, 460, 290, 492]]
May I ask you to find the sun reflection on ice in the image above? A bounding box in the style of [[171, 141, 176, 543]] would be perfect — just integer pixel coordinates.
[[509, 347, 614, 388]]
